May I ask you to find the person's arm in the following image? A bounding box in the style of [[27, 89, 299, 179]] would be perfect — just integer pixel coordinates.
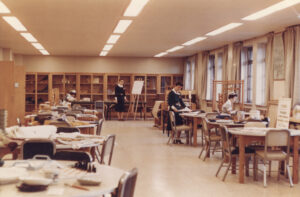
[[179, 95, 186, 108]]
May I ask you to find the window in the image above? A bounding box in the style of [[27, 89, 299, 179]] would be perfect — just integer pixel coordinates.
[[241, 47, 253, 103], [256, 43, 266, 105], [216, 53, 223, 101], [184, 58, 195, 90], [206, 55, 215, 100]]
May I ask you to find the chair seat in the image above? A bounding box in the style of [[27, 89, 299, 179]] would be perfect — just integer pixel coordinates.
[[176, 125, 192, 131], [208, 135, 221, 141], [256, 150, 287, 160], [231, 147, 255, 155]]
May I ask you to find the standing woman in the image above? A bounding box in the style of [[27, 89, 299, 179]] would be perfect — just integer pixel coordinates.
[[115, 80, 126, 120]]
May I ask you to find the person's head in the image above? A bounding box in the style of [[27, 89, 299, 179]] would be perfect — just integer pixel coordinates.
[[70, 90, 76, 96], [228, 93, 238, 102], [119, 80, 124, 86], [174, 82, 183, 92]]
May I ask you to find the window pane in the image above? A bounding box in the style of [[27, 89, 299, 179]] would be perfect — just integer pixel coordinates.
[[216, 53, 223, 101], [206, 55, 215, 100], [256, 43, 266, 105], [241, 47, 253, 103]]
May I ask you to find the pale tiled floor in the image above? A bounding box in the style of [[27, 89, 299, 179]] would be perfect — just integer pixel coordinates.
[[102, 120, 300, 197]]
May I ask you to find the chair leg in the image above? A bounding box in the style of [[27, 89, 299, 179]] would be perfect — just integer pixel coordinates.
[[198, 142, 206, 158], [268, 161, 271, 177], [245, 157, 250, 177], [277, 161, 280, 181], [212, 141, 218, 155], [263, 163, 267, 187], [286, 164, 294, 187], [167, 131, 174, 145], [216, 160, 224, 177], [203, 142, 210, 161], [222, 161, 232, 181], [253, 156, 257, 181]]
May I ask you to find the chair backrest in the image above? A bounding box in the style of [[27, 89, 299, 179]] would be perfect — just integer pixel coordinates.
[[21, 139, 56, 159], [95, 101, 104, 110], [53, 151, 92, 162], [56, 127, 80, 133], [219, 126, 232, 159], [205, 112, 219, 120], [244, 121, 266, 128], [16, 118, 22, 126], [96, 119, 104, 136], [100, 134, 116, 165], [169, 111, 176, 131], [116, 168, 138, 197], [152, 101, 163, 119], [201, 118, 210, 137], [265, 129, 290, 159]]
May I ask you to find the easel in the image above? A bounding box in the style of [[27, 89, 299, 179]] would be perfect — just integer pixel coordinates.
[[126, 80, 144, 120]]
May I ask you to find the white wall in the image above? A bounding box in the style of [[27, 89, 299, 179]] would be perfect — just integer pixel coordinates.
[[22, 55, 184, 74]]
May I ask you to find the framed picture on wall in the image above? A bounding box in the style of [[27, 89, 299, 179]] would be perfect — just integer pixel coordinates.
[[272, 32, 285, 80]]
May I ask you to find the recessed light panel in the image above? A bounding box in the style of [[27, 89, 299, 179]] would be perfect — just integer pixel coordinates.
[[206, 23, 242, 36], [113, 20, 132, 34], [124, 0, 150, 17], [2, 16, 27, 31]]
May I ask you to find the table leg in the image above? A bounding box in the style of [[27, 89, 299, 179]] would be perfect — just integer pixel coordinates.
[[239, 136, 245, 183], [293, 136, 299, 184], [193, 117, 198, 147]]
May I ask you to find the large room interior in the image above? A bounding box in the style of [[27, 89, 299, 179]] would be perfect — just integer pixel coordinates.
[[1, 0, 300, 196]]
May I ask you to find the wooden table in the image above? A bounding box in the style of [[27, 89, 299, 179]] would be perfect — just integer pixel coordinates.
[[228, 127, 300, 184], [0, 160, 125, 197], [180, 112, 207, 147], [75, 124, 97, 135]]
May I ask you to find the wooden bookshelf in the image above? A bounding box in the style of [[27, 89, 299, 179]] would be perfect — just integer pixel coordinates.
[[25, 72, 184, 113]]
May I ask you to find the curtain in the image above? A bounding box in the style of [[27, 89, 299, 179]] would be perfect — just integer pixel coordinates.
[[232, 42, 243, 81], [200, 52, 209, 101], [256, 43, 267, 105], [222, 46, 229, 81], [265, 33, 274, 103], [183, 59, 190, 90], [283, 27, 295, 100], [293, 26, 300, 106]]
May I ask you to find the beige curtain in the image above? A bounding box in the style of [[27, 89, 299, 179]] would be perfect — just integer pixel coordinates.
[[293, 26, 300, 106], [222, 46, 229, 81], [232, 42, 243, 81], [200, 51, 209, 101], [265, 33, 274, 103], [283, 27, 295, 99]]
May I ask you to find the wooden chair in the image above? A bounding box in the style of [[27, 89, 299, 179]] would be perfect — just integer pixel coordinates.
[[96, 119, 104, 136], [21, 139, 56, 159], [95, 101, 106, 120], [96, 134, 116, 165], [216, 126, 255, 181], [167, 111, 192, 145], [198, 118, 222, 161], [254, 130, 293, 187], [111, 168, 138, 197]]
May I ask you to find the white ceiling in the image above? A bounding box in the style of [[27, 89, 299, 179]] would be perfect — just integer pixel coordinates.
[[1, 0, 300, 57]]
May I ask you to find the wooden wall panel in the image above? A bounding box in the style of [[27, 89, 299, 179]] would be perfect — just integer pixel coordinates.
[[13, 65, 25, 124]]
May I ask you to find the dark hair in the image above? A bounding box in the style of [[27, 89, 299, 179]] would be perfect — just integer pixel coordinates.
[[228, 93, 238, 99], [175, 82, 183, 87]]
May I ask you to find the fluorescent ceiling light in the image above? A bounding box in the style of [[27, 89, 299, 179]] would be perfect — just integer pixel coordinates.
[[2, 16, 27, 31], [243, 0, 300, 21], [39, 49, 49, 55], [182, 37, 207, 46], [31, 43, 44, 50], [107, 35, 120, 44], [154, 52, 168, 57], [124, 0, 149, 17], [166, 46, 184, 53], [0, 1, 10, 13], [20, 33, 37, 42], [113, 20, 132, 34], [206, 23, 243, 36], [103, 44, 113, 51], [100, 51, 108, 56]]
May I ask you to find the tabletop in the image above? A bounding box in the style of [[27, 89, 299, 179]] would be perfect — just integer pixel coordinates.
[[228, 127, 300, 137], [0, 160, 125, 197]]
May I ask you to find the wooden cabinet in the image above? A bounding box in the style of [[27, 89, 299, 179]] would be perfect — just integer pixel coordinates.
[[25, 72, 183, 113]]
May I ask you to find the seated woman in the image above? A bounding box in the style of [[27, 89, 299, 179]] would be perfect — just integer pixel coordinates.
[[222, 93, 238, 115]]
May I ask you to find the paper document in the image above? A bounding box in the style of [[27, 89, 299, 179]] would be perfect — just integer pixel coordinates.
[[178, 107, 192, 112]]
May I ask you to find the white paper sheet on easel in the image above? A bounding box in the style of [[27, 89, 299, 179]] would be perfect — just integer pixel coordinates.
[[132, 81, 144, 95], [276, 98, 291, 129]]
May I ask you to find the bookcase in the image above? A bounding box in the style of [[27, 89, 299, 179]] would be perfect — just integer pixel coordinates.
[[25, 72, 184, 113]]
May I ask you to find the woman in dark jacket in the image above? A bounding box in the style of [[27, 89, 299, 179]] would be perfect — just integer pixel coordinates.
[[115, 80, 126, 120]]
